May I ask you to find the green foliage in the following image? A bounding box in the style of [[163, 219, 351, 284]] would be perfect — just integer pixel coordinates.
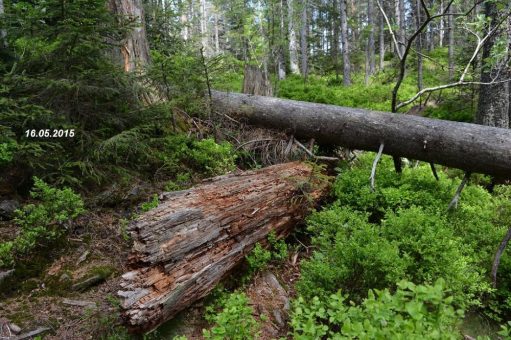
[[246, 243, 272, 273], [189, 139, 237, 175], [203, 292, 260, 339], [158, 135, 237, 177], [140, 194, 159, 212], [297, 152, 510, 322], [246, 231, 289, 274], [0, 177, 85, 268], [291, 279, 463, 339]]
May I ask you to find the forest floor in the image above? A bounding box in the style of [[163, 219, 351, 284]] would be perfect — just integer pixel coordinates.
[[0, 198, 307, 339]]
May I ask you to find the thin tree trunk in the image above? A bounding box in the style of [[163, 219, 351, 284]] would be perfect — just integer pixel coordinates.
[[300, 0, 308, 80], [332, 0, 340, 81], [379, 9, 385, 70], [365, 0, 376, 85], [439, 0, 444, 47], [200, 0, 209, 54], [415, 0, 423, 92], [339, 0, 351, 85], [214, 12, 220, 54], [278, 0, 286, 80], [396, 0, 405, 56], [448, 3, 455, 80], [0, 0, 6, 48], [288, 0, 300, 74], [491, 226, 511, 288], [476, 1, 509, 128]]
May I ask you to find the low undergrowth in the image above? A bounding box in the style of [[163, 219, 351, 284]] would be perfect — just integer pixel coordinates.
[[291, 153, 511, 338]]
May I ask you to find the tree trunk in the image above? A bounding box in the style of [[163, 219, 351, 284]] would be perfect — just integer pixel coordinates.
[[332, 0, 341, 81], [365, 0, 375, 85], [475, 1, 509, 128], [339, 0, 351, 85], [300, 0, 308, 80], [288, 0, 300, 74], [396, 0, 405, 56], [119, 162, 330, 332], [415, 0, 423, 91], [242, 65, 273, 96], [109, 0, 151, 72], [214, 12, 220, 54], [379, 9, 385, 71], [278, 0, 287, 80], [447, 3, 455, 80], [211, 90, 511, 179], [0, 0, 6, 48], [439, 0, 444, 47]]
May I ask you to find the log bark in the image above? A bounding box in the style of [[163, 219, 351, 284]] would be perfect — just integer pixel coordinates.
[[211, 90, 511, 179], [118, 162, 329, 332]]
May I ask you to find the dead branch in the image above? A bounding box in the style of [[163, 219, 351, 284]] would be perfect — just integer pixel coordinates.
[[370, 143, 385, 191], [448, 172, 471, 210]]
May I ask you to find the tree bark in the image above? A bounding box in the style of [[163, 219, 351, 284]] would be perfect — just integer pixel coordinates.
[[288, 0, 300, 74], [365, 0, 375, 85], [332, 0, 341, 81], [300, 0, 308, 80], [211, 90, 511, 179], [415, 0, 423, 91], [475, 1, 509, 128], [396, 0, 405, 56], [447, 3, 455, 80], [339, 0, 351, 85], [119, 162, 330, 332], [379, 9, 385, 71], [439, 0, 444, 47], [242, 65, 273, 96], [109, 0, 151, 72], [0, 0, 6, 48]]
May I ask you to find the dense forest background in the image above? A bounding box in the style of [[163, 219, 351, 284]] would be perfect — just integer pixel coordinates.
[[0, 0, 511, 338]]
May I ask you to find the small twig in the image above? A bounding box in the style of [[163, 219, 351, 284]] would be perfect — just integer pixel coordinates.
[[235, 138, 277, 151], [430, 163, 439, 181], [294, 140, 339, 162], [370, 143, 385, 192], [448, 172, 471, 210], [491, 226, 511, 288], [13, 327, 50, 340]]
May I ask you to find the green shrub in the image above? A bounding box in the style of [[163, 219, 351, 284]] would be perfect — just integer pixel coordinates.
[[189, 139, 237, 176], [140, 194, 159, 212], [158, 135, 237, 178], [291, 279, 464, 339], [0, 177, 85, 268], [246, 243, 272, 273], [298, 206, 408, 300], [246, 231, 289, 274], [203, 292, 259, 339], [298, 153, 509, 315]]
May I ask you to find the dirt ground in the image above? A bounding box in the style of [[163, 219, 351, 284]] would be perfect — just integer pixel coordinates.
[[0, 207, 308, 339]]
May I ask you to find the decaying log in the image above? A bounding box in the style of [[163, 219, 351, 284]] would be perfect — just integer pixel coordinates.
[[118, 162, 329, 332], [211, 90, 511, 179]]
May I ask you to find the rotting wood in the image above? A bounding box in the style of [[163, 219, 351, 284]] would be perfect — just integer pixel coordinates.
[[118, 162, 330, 332], [211, 90, 511, 179]]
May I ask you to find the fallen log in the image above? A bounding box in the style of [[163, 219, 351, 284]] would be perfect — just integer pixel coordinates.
[[211, 90, 511, 179], [118, 162, 329, 332]]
